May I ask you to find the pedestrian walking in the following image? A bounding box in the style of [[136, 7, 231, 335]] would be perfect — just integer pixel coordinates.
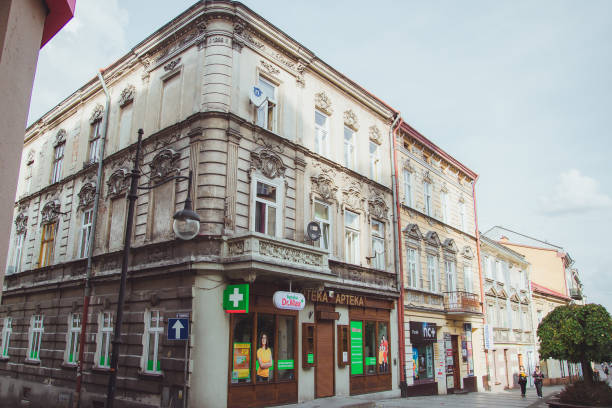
[[604, 362, 609, 377], [533, 366, 545, 398], [518, 365, 528, 397]]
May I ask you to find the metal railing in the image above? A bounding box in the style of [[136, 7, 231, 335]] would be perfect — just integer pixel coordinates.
[[443, 291, 481, 314], [569, 287, 583, 300]]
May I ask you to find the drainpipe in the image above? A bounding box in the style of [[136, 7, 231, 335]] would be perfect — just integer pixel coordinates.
[[74, 69, 111, 408], [471, 178, 491, 390], [389, 113, 407, 395]]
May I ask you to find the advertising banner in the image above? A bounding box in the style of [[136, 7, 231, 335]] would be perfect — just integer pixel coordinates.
[[232, 343, 251, 381], [350, 321, 364, 375]]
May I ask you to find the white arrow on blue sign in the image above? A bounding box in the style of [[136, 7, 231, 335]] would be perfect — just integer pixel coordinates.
[[167, 318, 189, 340]]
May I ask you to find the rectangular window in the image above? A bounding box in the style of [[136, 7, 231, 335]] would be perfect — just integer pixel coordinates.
[[276, 315, 295, 381], [423, 182, 432, 216], [427, 255, 438, 292], [97, 312, 113, 368], [464, 265, 473, 293], [344, 210, 360, 264], [28, 315, 44, 361], [369, 142, 380, 182], [402, 170, 412, 207], [350, 319, 390, 376], [39, 223, 56, 267], [1, 317, 12, 357], [160, 72, 181, 129], [494, 260, 501, 281], [314, 110, 329, 156], [314, 201, 331, 251], [371, 220, 385, 270], [413, 343, 434, 380], [144, 310, 163, 373], [343, 127, 355, 169], [441, 191, 449, 223], [52, 142, 64, 184], [502, 262, 510, 286], [78, 208, 93, 258], [460, 201, 466, 231], [254, 181, 278, 237], [445, 260, 456, 292], [256, 77, 277, 132], [118, 103, 133, 150], [499, 307, 507, 327], [407, 248, 420, 288], [10, 233, 25, 274], [483, 256, 491, 279], [65, 314, 81, 364], [89, 121, 101, 163]]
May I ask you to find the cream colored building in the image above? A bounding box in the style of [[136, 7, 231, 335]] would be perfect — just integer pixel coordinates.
[[0, 2, 402, 407], [395, 122, 486, 396]]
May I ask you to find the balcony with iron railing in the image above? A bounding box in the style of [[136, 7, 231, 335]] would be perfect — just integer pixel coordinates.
[[443, 291, 481, 315], [570, 287, 583, 300]]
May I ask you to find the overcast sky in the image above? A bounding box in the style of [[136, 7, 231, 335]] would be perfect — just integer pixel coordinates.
[[28, 0, 612, 312]]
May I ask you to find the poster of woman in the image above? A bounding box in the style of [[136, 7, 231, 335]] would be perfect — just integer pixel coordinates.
[[378, 335, 388, 372]]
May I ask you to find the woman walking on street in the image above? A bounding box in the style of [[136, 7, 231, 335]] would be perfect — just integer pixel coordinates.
[[519, 366, 528, 397], [533, 366, 545, 398]]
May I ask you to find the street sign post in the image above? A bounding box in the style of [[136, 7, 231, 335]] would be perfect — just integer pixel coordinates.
[[168, 318, 189, 341]]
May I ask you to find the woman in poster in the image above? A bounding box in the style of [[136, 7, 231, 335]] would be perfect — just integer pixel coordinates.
[[257, 333, 273, 382], [378, 335, 388, 372]]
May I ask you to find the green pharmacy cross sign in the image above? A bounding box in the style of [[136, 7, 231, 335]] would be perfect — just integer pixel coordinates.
[[223, 284, 249, 313]]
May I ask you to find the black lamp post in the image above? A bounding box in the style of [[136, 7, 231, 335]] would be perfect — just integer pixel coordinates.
[[106, 129, 200, 408]]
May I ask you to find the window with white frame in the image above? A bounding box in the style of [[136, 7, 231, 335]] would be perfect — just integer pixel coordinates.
[[487, 304, 496, 325], [502, 261, 510, 286], [343, 126, 355, 170], [369, 141, 380, 182], [314, 110, 329, 157], [1, 317, 12, 357], [78, 208, 93, 258], [427, 254, 438, 292], [512, 308, 520, 329], [494, 259, 501, 282], [9, 233, 25, 274], [402, 169, 412, 207], [89, 121, 102, 163], [441, 191, 449, 223], [344, 210, 360, 265], [96, 312, 113, 368], [460, 201, 466, 232], [39, 222, 57, 268], [464, 265, 473, 293], [143, 310, 163, 373], [27, 314, 44, 361], [498, 306, 506, 327], [253, 180, 281, 237], [52, 141, 65, 184], [370, 219, 385, 270], [445, 260, 457, 292], [423, 182, 432, 216], [483, 255, 491, 279], [65, 313, 81, 364], [314, 201, 331, 251], [256, 77, 277, 132], [407, 247, 420, 288]]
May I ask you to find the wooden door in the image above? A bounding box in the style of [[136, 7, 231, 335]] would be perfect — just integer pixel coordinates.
[[452, 335, 461, 391], [315, 321, 334, 398]]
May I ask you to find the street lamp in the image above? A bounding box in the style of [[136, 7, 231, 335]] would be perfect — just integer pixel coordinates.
[[106, 129, 200, 408]]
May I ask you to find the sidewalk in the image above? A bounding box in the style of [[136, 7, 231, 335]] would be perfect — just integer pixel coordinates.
[[276, 385, 565, 408]]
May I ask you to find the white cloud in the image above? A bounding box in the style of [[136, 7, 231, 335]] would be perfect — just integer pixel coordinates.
[[28, 0, 129, 124], [539, 169, 612, 215]]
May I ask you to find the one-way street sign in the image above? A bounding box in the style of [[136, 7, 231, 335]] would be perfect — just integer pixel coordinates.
[[167, 318, 189, 340]]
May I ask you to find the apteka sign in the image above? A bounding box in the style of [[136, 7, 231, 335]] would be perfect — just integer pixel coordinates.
[[273, 291, 306, 311]]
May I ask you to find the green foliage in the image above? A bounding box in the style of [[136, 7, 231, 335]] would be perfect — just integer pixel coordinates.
[[537, 304, 612, 364], [559, 381, 612, 407]]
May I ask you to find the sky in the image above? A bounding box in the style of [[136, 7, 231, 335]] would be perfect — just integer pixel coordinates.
[[28, 0, 612, 311]]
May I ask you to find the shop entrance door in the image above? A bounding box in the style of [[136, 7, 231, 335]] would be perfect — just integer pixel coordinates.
[[452, 335, 461, 391], [316, 320, 334, 398]]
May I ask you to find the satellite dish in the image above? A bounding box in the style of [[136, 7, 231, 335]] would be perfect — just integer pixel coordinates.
[[306, 221, 321, 241], [249, 86, 266, 106]]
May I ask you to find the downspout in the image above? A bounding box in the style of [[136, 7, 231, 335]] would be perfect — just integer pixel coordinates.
[[74, 69, 111, 408], [389, 114, 407, 394], [472, 178, 491, 390]]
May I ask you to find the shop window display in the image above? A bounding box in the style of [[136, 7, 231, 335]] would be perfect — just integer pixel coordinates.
[[413, 344, 434, 380]]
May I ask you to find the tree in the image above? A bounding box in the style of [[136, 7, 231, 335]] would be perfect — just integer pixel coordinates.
[[537, 304, 612, 384]]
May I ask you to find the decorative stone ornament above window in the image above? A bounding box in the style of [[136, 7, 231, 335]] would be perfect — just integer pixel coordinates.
[[163, 57, 181, 72], [310, 169, 338, 202], [424, 230, 441, 247], [442, 238, 458, 253], [403, 223, 423, 241], [402, 158, 415, 173], [260, 59, 280, 76], [341, 180, 363, 211], [462, 246, 474, 259], [78, 182, 96, 209], [440, 182, 448, 193], [249, 147, 286, 179], [150, 148, 180, 182], [15, 213, 28, 234], [26, 150, 35, 165], [368, 192, 388, 220], [54, 129, 66, 147], [369, 125, 382, 145], [107, 168, 130, 198], [343, 109, 359, 131], [422, 170, 433, 184], [314, 91, 333, 115], [89, 104, 104, 124], [40, 201, 61, 225], [119, 85, 135, 108], [458, 194, 465, 203]]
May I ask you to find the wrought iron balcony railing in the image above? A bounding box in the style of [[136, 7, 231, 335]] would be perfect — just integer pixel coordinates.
[[570, 287, 583, 300], [443, 291, 481, 314]]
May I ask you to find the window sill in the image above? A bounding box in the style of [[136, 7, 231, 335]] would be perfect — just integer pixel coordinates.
[[61, 362, 78, 369], [138, 370, 164, 379], [24, 359, 41, 365], [91, 366, 111, 373]]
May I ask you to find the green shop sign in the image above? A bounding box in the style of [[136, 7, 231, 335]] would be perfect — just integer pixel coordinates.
[[277, 360, 294, 370], [223, 284, 249, 313], [350, 321, 363, 375]]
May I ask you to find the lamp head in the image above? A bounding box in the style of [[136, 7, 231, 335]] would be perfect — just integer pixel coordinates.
[[173, 207, 200, 240]]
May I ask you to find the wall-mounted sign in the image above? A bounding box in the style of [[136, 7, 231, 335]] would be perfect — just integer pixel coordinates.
[[409, 321, 437, 343], [350, 321, 364, 375], [484, 324, 494, 350], [223, 284, 249, 313], [303, 289, 365, 306], [273, 291, 306, 310]]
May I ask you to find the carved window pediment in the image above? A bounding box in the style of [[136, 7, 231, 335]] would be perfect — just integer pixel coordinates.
[[497, 288, 508, 299], [462, 246, 474, 259], [343, 109, 359, 131], [78, 182, 96, 209], [15, 213, 28, 234], [369, 125, 382, 145], [249, 147, 286, 179], [440, 182, 448, 193], [41, 201, 60, 225], [510, 293, 521, 303], [90, 104, 104, 124], [150, 148, 180, 182], [425, 231, 441, 247], [54, 129, 66, 147], [403, 159, 415, 173], [422, 170, 433, 184], [486, 286, 498, 297], [443, 238, 458, 253], [315, 91, 333, 115], [342, 181, 363, 211], [107, 168, 130, 198], [520, 296, 529, 305], [26, 150, 35, 165], [119, 85, 135, 108], [311, 170, 338, 201], [368, 192, 388, 220], [403, 223, 423, 241]]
